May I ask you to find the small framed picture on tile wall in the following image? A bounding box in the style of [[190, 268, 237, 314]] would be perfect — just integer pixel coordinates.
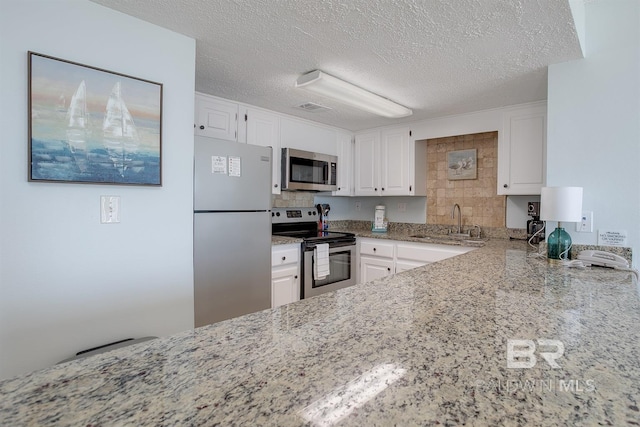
[[447, 149, 477, 180]]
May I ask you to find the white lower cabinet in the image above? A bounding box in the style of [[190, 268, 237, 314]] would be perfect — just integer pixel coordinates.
[[359, 239, 394, 283], [357, 238, 475, 284], [360, 256, 395, 283], [271, 244, 300, 308], [396, 242, 473, 263], [395, 259, 425, 274]]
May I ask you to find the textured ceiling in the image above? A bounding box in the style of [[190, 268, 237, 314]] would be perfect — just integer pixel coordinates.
[[90, 0, 583, 131]]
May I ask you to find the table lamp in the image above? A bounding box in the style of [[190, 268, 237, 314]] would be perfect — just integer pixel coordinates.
[[540, 187, 583, 262]]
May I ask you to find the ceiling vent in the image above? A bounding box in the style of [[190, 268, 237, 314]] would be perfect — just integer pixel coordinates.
[[295, 102, 332, 113]]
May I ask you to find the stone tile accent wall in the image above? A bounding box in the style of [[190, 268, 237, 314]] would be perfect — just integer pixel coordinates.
[[271, 191, 316, 208], [426, 131, 505, 229]]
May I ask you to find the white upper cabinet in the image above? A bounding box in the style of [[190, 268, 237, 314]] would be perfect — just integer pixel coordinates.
[[194, 93, 238, 141], [334, 132, 353, 196], [280, 118, 338, 155], [498, 102, 547, 195], [355, 126, 426, 196], [380, 127, 410, 195], [241, 107, 281, 194], [354, 131, 380, 196]]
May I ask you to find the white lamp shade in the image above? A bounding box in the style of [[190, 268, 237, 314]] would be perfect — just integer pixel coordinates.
[[540, 187, 583, 222], [295, 70, 412, 118]]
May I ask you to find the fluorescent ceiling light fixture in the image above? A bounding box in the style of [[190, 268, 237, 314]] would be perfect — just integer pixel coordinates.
[[295, 70, 412, 118]]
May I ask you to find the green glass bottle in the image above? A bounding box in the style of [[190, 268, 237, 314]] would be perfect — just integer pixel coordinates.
[[547, 226, 572, 260]]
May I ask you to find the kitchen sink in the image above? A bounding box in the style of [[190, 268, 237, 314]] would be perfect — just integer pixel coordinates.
[[448, 233, 472, 238]]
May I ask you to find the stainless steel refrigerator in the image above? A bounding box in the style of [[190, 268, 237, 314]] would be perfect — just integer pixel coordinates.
[[193, 137, 272, 327]]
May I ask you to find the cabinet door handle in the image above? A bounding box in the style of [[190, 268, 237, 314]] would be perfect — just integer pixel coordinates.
[[387, 267, 391, 271], [294, 275, 298, 279], [410, 185, 412, 192], [503, 184, 508, 188], [199, 125, 205, 130], [274, 184, 278, 188], [282, 256, 286, 261], [382, 187, 385, 191], [373, 248, 377, 252], [374, 188, 378, 191]]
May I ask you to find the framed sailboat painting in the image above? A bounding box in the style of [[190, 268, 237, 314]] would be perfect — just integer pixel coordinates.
[[28, 52, 163, 186]]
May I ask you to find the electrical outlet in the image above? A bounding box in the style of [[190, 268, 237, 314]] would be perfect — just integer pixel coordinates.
[[355, 202, 361, 212], [101, 196, 121, 224], [397, 202, 407, 212], [576, 211, 593, 232]]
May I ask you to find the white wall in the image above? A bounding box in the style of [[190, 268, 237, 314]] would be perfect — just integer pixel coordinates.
[[0, 0, 196, 379], [506, 196, 541, 229], [547, 0, 640, 266], [314, 195, 427, 223]]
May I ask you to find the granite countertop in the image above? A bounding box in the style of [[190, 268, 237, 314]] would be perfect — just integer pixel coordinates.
[[271, 228, 486, 248], [2, 240, 639, 426], [271, 235, 303, 246], [348, 229, 488, 247]]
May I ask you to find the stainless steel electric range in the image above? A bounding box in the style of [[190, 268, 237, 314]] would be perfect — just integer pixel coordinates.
[[271, 207, 356, 299]]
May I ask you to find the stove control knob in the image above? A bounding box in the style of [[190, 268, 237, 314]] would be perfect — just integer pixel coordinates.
[[276, 212, 280, 217]]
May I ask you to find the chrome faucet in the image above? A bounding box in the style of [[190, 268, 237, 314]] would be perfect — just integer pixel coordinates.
[[451, 203, 461, 234]]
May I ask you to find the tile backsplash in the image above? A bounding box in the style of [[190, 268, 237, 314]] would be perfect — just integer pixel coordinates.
[[272, 191, 316, 208], [425, 131, 505, 229]]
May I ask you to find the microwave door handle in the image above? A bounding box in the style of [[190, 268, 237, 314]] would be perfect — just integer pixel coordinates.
[[323, 163, 328, 183]]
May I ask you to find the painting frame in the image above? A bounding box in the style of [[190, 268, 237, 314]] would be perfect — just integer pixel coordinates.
[[447, 148, 477, 180], [28, 51, 163, 186]]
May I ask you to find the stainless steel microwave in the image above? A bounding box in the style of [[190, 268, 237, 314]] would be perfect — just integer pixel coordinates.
[[281, 148, 337, 191]]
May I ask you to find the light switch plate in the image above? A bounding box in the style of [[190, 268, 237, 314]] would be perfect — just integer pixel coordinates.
[[101, 196, 121, 223], [576, 211, 593, 232]]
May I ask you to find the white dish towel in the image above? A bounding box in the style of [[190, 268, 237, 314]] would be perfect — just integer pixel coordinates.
[[314, 243, 330, 280]]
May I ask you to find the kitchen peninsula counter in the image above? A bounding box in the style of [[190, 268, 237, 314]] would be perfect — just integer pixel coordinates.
[[2, 240, 639, 426]]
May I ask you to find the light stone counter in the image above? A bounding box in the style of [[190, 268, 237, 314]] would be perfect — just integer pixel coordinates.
[[271, 235, 303, 246], [349, 229, 488, 248], [1, 240, 639, 426]]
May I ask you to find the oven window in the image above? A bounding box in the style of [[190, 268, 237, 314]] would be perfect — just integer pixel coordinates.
[[290, 157, 327, 184], [313, 250, 351, 287]]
